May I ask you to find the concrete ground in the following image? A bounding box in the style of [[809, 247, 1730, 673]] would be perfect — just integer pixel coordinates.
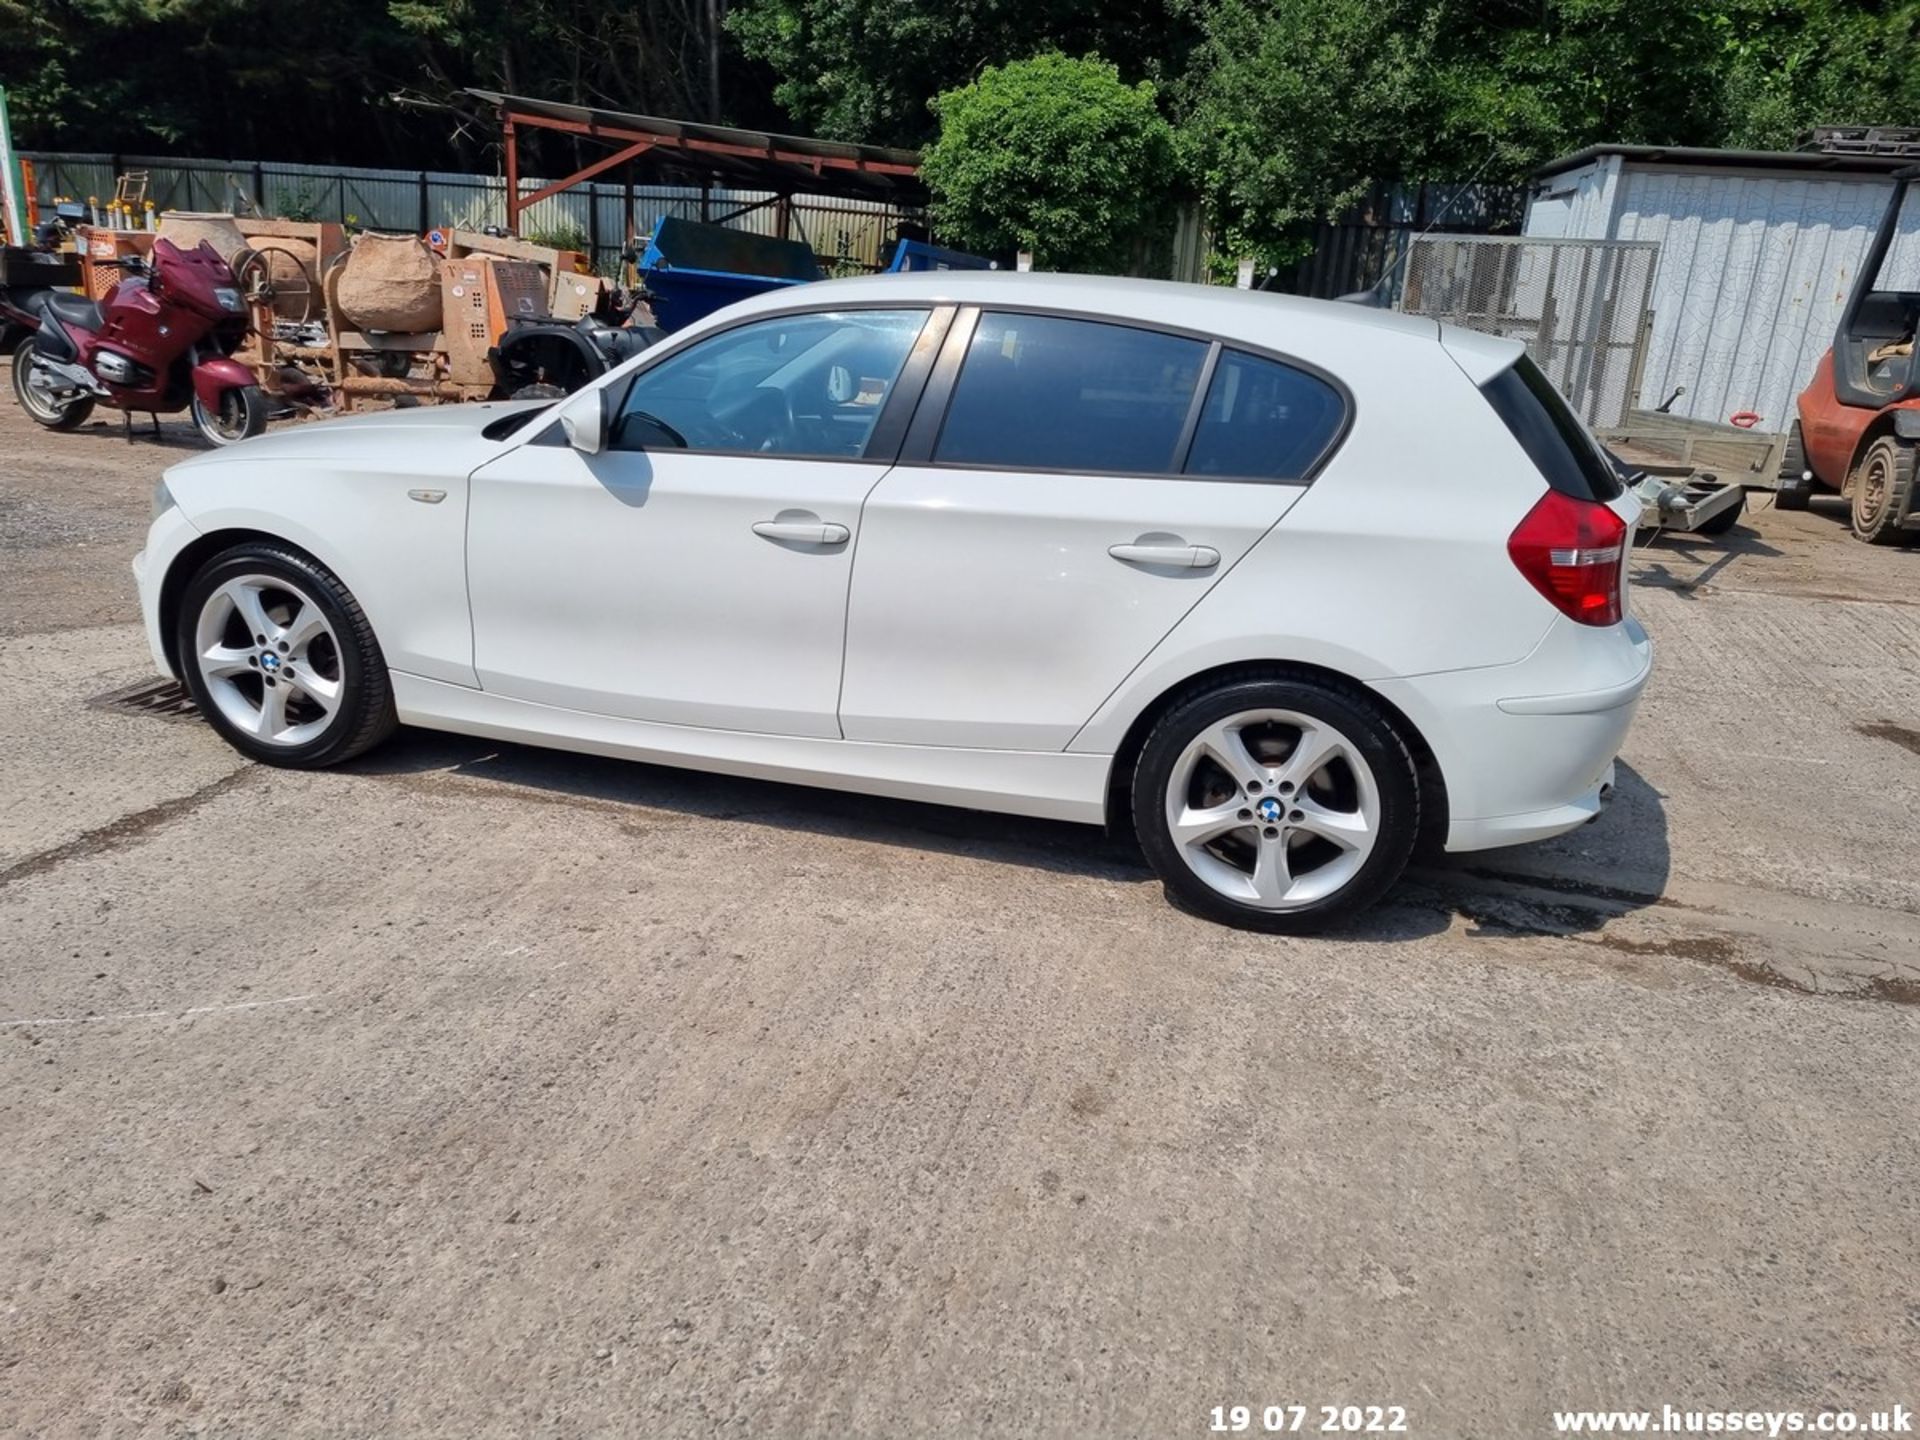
[[2, 389, 1917, 1439]]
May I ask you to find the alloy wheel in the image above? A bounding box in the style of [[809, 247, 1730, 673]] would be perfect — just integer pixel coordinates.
[[192, 573, 345, 746], [1162, 708, 1381, 910]]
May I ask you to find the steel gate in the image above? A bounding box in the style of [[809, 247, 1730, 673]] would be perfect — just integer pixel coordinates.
[[1396, 235, 1660, 428]]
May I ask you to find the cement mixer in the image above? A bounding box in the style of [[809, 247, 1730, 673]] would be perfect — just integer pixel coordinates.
[[320, 236, 549, 410], [333, 232, 442, 333]]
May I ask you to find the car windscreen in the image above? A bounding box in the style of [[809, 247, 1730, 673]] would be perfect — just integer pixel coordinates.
[[1480, 356, 1624, 502]]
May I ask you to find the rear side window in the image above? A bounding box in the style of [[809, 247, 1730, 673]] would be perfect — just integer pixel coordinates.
[[1184, 349, 1345, 481], [1480, 356, 1624, 502], [935, 313, 1207, 473]]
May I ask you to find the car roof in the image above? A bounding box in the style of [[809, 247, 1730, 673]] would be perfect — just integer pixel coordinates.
[[713, 270, 1445, 347]]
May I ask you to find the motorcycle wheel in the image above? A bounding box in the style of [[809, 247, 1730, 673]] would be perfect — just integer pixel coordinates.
[[10, 335, 96, 431], [191, 385, 269, 447]]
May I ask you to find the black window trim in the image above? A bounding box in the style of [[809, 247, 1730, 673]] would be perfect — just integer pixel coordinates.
[[575, 300, 955, 466], [1479, 354, 1625, 503], [892, 302, 1355, 486], [1171, 342, 1224, 472]]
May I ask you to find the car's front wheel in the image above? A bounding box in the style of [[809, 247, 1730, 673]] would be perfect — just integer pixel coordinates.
[[175, 542, 396, 767], [1132, 674, 1420, 932]]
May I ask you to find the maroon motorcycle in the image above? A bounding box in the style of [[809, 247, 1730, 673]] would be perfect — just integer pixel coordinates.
[[9, 236, 267, 447]]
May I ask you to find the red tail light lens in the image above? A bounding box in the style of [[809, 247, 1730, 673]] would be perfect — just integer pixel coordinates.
[[1507, 489, 1627, 626]]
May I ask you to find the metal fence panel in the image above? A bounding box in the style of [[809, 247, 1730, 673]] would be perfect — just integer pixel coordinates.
[[23, 151, 922, 277], [1270, 182, 1526, 300], [1397, 235, 1661, 428]]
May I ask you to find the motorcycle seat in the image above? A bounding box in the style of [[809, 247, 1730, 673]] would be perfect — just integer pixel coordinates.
[[31, 290, 104, 334]]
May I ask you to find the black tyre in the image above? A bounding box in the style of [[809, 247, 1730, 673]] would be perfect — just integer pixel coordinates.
[[10, 334, 95, 431], [175, 542, 397, 768], [1775, 421, 1812, 511], [190, 384, 269, 447], [1689, 489, 1746, 536], [1848, 434, 1916, 545], [1132, 673, 1420, 933]]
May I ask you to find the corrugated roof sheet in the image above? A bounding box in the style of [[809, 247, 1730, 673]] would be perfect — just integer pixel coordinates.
[[1535, 144, 1917, 181]]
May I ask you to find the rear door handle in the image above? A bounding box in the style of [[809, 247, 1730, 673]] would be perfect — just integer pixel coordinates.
[[753, 520, 850, 545], [1108, 543, 1220, 570]]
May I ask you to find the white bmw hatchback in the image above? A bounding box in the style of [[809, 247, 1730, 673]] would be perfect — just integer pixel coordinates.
[[136, 273, 1650, 931]]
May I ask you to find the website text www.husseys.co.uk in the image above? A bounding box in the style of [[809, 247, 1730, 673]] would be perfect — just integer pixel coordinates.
[[1551, 1405, 1912, 1436]]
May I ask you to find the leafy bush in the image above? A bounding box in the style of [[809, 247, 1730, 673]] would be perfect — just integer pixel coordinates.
[[921, 53, 1177, 273], [524, 222, 591, 254], [274, 182, 322, 223]]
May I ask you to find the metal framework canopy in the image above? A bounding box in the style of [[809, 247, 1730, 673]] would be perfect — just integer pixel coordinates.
[[468, 88, 926, 234]]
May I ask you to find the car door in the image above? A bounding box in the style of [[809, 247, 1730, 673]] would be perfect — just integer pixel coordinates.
[[839, 308, 1349, 750], [468, 305, 944, 737]]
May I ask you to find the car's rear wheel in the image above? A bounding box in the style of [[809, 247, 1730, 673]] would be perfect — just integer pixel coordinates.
[[1132, 675, 1420, 932], [175, 543, 396, 767]]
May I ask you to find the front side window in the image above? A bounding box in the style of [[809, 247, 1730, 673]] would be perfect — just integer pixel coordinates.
[[935, 312, 1207, 473], [1183, 349, 1345, 481], [612, 308, 929, 459]]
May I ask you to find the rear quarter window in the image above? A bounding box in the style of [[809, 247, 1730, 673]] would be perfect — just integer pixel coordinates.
[[1183, 349, 1345, 482], [1480, 357, 1624, 502]]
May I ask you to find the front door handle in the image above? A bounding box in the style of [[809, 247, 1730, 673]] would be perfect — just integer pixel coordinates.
[[753, 519, 850, 545], [1108, 543, 1220, 570]]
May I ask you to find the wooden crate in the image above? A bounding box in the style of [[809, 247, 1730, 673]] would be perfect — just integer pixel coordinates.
[[76, 227, 155, 299]]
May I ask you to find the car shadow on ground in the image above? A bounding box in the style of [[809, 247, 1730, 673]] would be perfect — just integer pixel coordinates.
[[347, 731, 1671, 943], [1631, 519, 1786, 595], [1398, 760, 1673, 940]]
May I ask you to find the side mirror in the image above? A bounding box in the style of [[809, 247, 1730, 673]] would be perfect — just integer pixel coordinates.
[[556, 386, 611, 455]]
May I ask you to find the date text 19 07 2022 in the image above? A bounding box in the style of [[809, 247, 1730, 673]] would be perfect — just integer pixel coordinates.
[[1210, 1404, 1410, 1434]]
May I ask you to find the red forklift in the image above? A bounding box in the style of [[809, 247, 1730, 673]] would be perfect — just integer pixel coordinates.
[[1780, 163, 1920, 543]]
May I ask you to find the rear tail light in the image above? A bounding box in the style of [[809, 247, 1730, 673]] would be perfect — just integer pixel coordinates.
[[1507, 489, 1626, 626]]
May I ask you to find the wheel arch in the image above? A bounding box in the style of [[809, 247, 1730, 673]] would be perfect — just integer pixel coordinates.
[[1101, 658, 1449, 853], [1845, 413, 1917, 494], [157, 527, 332, 678]]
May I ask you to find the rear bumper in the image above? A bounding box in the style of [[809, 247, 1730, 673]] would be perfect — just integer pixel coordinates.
[[1371, 616, 1652, 853], [1447, 760, 1616, 850]]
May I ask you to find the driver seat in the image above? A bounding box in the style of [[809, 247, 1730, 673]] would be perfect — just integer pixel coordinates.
[[31, 290, 104, 335]]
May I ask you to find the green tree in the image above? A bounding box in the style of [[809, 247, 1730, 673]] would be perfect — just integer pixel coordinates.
[[729, 0, 1194, 146], [1711, 0, 1920, 148], [921, 53, 1177, 272], [1174, 0, 1920, 268], [1177, 0, 1447, 267]]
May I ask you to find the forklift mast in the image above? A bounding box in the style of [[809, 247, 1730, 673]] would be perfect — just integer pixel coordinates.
[[1832, 164, 1920, 409]]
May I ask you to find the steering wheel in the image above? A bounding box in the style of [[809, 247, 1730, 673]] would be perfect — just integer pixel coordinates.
[[623, 407, 692, 449], [708, 386, 796, 453]]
